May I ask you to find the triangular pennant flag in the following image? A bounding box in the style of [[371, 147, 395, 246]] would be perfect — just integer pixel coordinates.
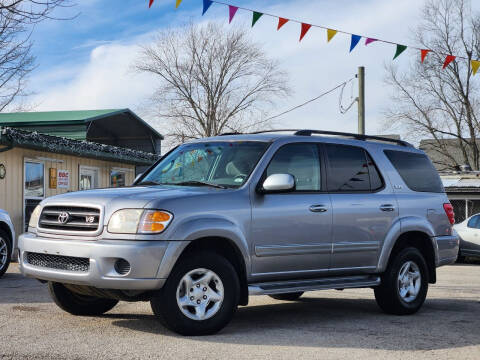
[[175, 0, 182, 9], [365, 38, 377, 45], [229, 5, 238, 23], [471, 60, 480, 76], [277, 17, 289, 30], [393, 44, 407, 60], [252, 11, 263, 27], [350, 35, 361, 52], [299, 23, 312, 42], [420, 49, 431, 63], [202, 0, 213, 15], [443, 55, 456, 69], [327, 29, 337, 42], [149, 0, 154, 8]]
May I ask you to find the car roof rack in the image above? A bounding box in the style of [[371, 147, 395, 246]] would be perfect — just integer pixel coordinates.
[[219, 129, 412, 147]]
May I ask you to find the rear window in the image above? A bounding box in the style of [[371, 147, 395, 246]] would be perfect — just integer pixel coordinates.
[[384, 150, 444, 193]]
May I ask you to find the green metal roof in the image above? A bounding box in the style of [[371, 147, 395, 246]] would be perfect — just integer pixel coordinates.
[[0, 108, 163, 142], [0, 109, 122, 125]]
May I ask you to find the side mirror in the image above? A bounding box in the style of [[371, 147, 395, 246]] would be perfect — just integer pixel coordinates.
[[261, 173, 295, 193], [133, 173, 144, 184]]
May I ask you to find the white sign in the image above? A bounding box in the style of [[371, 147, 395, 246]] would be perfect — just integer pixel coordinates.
[[57, 170, 70, 189]]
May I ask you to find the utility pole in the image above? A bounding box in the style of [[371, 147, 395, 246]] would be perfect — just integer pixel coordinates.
[[357, 66, 365, 135]]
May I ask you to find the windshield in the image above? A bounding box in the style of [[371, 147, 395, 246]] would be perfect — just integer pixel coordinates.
[[139, 141, 269, 188]]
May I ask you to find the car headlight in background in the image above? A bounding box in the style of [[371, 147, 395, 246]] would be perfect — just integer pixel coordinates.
[[28, 205, 42, 229], [107, 209, 173, 234]]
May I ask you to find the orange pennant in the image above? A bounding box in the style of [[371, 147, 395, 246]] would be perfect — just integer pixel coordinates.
[[420, 49, 430, 63], [277, 17, 289, 30], [299, 23, 312, 42]]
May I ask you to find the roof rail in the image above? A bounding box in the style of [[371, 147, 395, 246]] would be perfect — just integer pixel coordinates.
[[219, 129, 412, 147], [293, 130, 413, 147]]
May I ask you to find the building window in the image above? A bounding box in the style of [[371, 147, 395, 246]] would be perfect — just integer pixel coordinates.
[[24, 161, 44, 198], [79, 166, 100, 190], [24, 160, 44, 231], [110, 170, 126, 188]]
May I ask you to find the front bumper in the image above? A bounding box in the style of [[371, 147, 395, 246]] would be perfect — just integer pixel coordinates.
[[18, 232, 170, 290], [434, 234, 459, 266]]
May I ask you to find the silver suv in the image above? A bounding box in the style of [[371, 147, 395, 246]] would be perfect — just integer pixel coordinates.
[[18, 130, 459, 335]]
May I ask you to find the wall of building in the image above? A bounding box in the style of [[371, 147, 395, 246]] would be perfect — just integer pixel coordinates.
[[0, 147, 136, 238]]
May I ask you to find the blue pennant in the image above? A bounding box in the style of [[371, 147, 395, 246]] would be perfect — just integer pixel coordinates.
[[350, 34, 361, 52], [202, 0, 213, 15]]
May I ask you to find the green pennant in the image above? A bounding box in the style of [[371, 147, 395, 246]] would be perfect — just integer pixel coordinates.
[[393, 44, 407, 60], [252, 11, 263, 27]]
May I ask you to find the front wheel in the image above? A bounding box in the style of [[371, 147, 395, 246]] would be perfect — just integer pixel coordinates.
[[48, 282, 119, 316], [151, 252, 240, 336], [374, 247, 428, 315]]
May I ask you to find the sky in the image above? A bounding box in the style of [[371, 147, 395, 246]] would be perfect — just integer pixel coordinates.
[[23, 0, 475, 144]]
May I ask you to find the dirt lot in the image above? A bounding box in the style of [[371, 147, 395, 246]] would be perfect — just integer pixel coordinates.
[[1, 262, 479, 360]]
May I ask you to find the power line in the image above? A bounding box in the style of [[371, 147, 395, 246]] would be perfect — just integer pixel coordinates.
[[264, 76, 356, 122]]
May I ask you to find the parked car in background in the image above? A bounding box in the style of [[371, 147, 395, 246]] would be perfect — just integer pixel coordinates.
[[0, 209, 15, 278], [18, 130, 459, 335], [454, 215, 480, 261]]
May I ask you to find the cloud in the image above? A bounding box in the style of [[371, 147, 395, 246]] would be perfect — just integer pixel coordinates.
[[28, 0, 427, 138]]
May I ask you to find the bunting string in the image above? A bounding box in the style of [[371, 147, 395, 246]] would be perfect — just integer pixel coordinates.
[[148, 0, 480, 73]]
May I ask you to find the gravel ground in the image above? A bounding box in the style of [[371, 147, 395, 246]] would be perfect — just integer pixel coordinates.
[[1, 262, 479, 360]]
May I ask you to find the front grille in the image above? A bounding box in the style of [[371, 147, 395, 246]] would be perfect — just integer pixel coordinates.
[[39, 206, 100, 232], [25, 252, 90, 272]]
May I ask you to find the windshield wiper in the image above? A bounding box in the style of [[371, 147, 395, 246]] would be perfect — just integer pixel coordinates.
[[173, 181, 227, 189], [136, 180, 161, 186]]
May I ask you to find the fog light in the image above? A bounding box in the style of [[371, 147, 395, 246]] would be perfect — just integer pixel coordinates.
[[114, 259, 131, 275]]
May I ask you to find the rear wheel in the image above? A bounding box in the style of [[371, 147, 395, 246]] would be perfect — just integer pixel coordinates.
[[0, 229, 12, 278], [374, 247, 428, 315], [48, 282, 118, 316], [269, 292, 304, 301], [151, 252, 239, 336]]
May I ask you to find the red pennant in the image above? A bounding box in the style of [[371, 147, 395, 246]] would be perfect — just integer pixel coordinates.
[[149, 0, 154, 8], [299, 23, 312, 42], [420, 49, 430, 63], [443, 55, 456, 69], [277, 17, 289, 30]]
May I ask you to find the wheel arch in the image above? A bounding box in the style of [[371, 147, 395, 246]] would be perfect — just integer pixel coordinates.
[[383, 231, 437, 284]]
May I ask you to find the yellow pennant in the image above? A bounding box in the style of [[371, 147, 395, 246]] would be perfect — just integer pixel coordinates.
[[471, 60, 480, 76], [175, 0, 182, 8], [327, 29, 338, 42]]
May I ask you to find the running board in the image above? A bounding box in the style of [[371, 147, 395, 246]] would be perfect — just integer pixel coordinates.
[[248, 275, 381, 295]]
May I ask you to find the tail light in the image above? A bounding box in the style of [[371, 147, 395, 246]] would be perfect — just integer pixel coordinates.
[[443, 203, 455, 225]]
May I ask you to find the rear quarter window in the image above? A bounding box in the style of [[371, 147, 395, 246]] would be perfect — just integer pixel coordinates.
[[384, 150, 444, 193]]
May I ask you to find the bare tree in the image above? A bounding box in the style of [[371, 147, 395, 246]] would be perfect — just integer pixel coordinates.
[[0, 0, 73, 111], [384, 0, 480, 170], [135, 22, 290, 145]]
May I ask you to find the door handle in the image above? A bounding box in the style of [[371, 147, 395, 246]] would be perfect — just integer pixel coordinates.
[[309, 205, 328, 213], [380, 204, 395, 212]]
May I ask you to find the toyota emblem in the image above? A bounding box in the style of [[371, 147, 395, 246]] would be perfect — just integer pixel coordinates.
[[58, 212, 70, 224]]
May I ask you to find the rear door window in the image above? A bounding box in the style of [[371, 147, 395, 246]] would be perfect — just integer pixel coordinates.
[[325, 144, 383, 192], [384, 150, 444, 193]]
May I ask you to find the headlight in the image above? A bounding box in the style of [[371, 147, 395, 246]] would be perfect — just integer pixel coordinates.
[[28, 205, 42, 229], [107, 209, 173, 234]]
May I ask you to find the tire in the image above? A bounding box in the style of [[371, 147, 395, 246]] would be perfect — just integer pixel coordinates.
[[0, 229, 12, 278], [374, 247, 429, 315], [151, 251, 240, 336], [269, 292, 304, 301], [48, 282, 118, 316]]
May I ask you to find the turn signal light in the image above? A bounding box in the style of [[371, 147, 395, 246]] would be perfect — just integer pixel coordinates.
[[138, 210, 173, 234]]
